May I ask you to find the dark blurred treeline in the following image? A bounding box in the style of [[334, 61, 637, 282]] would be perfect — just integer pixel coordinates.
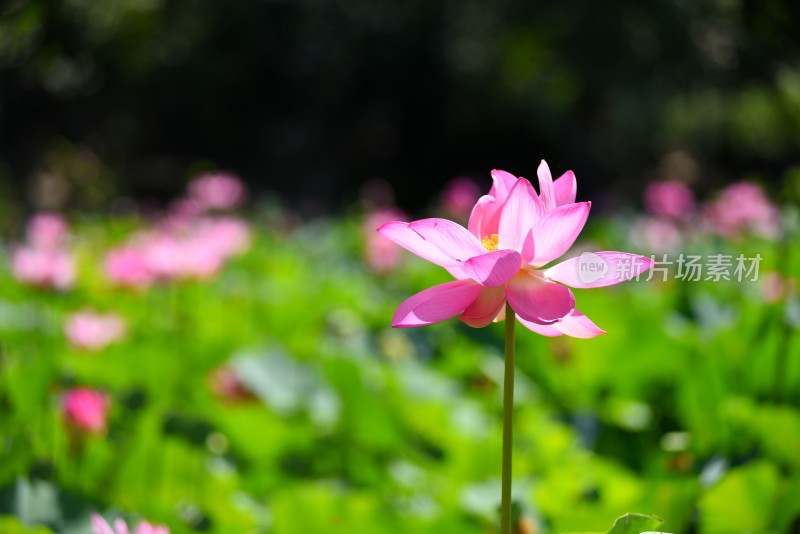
[[1, 0, 799, 214]]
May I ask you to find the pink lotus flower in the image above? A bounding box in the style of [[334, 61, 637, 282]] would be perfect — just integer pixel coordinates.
[[132, 216, 250, 282], [65, 311, 127, 351], [105, 247, 153, 289], [140, 229, 223, 282], [11, 246, 76, 290], [187, 172, 246, 211], [631, 216, 682, 253], [194, 216, 251, 258], [62, 388, 109, 433], [760, 272, 796, 304], [138, 233, 185, 279], [11, 213, 75, 290], [27, 213, 69, 249], [643, 181, 695, 220], [92, 514, 169, 534], [378, 161, 653, 338], [703, 181, 781, 240], [364, 208, 406, 272], [177, 235, 226, 279], [168, 196, 206, 224], [441, 177, 481, 220]]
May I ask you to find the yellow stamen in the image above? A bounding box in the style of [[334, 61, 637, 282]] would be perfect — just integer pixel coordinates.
[[482, 234, 499, 252]]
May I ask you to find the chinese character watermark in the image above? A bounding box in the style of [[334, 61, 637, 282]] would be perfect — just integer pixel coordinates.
[[571, 252, 762, 284]]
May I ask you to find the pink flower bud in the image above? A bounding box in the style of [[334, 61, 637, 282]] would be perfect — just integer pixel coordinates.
[[65, 311, 127, 351], [91, 514, 170, 534], [643, 181, 695, 220], [27, 213, 69, 249], [364, 208, 406, 273], [11, 246, 76, 290], [105, 247, 153, 289], [187, 172, 246, 211], [63, 388, 109, 433], [703, 181, 781, 240], [441, 177, 481, 220]]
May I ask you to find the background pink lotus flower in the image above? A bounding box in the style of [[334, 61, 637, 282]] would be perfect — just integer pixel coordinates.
[[92, 513, 170, 534], [760, 272, 796, 304], [441, 177, 481, 220], [378, 161, 653, 338], [62, 388, 110, 433], [139, 232, 188, 280], [65, 311, 127, 351], [11, 212, 76, 290], [177, 235, 226, 279], [364, 208, 406, 272], [703, 181, 781, 239], [26, 213, 69, 249], [643, 181, 695, 219], [129, 216, 250, 282], [105, 247, 153, 288], [188, 172, 246, 211], [631, 216, 683, 253], [11, 246, 76, 290], [167, 196, 206, 223], [194, 216, 251, 258]]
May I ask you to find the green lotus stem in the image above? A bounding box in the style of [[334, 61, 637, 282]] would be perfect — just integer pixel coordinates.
[[501, 302, 515, 534]]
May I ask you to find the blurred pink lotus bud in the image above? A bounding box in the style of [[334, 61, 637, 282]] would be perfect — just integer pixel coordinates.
[[27, 213, 69, 249], [760, 272, 796, 304], [643, 181, 695, 219], [168, 197, 205, 223], [91, 515, 127, 534], [703, 181, 781, 240], [63, 388, 109, 433], [11, 246, 76, 290], [761, 272, 785, 303], [208, 366, 254, 402], [188, 172, 246, 211], [441, 177, 481, 220], [105, 247, 153, 289], [133, 521, 169, 534], [65, 311, 127, 351], [644, 217, 682, 252], [631, 217, 682, 253], [92, 514, 170, 534], [364, 208, 406, 272]]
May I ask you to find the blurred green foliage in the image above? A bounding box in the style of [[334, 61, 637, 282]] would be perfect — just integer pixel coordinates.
[[0, 195, 798, 532]]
